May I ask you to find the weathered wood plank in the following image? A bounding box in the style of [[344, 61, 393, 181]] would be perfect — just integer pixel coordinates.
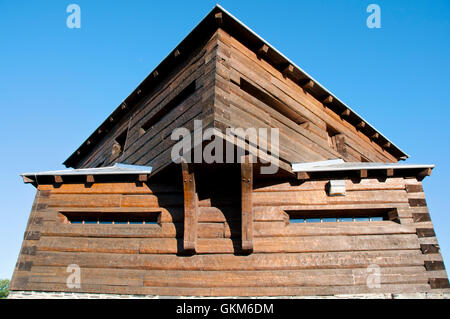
[[182, 161, 199, 253], [37, 234, 420, 255], [241, 155, 253, 252], [143, 267, 428, 288], [31, 250, 426, 271]]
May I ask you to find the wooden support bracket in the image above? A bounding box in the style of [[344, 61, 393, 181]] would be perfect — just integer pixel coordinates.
[[359, 169, 368, 179], [182, 161, 198, 253], [241, 155, 253, 253], [282, 64, 294, 77], [356, 121, 366, 130], [138, 174, 148, 182], [322, 95, 333, 105], [341, 109, 351, 117], [297, 171, 310, 180], [417, 168, 432, 181], [215, 12, 223, 26], [22, 176, 34, 184], [257, 44, 269, 57], [302, 80, 314, 90]]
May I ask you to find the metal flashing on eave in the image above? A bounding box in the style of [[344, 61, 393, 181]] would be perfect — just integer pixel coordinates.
[[21, 163, 152, 185], [292, 161, 434, 173], [291, 160, 434, 180], [63, 4, 408, 168]]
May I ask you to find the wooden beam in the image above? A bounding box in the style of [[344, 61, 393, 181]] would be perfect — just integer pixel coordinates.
[[181, 161, 198, 253], [257, 44, 269, 56], [371, 132, 380, 140], [356, 121, 366, 130], [341, 109, 350, 117], [174, 49, 181, 58], [282, 64, 294, 77], [241, 155, 253, 253], [22, 176, 34, 183], [301, 80, 314, 90], [152, 70, 159, 78], [383, 142, 391, 149], [138, 174, 148, 182], [417, 168, 432, 181], [322, 96, 333, 105], [215, 12, 223, 26], [360, 169, 368, 179], [54, 175, 63, 184], [386, 169, 394, 177], [297, 171, 310, 180], [86, 175, 95, 183]]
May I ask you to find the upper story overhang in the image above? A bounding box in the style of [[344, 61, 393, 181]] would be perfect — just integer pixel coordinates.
[[63, 5, 408, 169]]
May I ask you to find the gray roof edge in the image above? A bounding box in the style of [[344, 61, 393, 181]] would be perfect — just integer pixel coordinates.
[[21, 163, 152, 178], [291, 161, 435, 173]]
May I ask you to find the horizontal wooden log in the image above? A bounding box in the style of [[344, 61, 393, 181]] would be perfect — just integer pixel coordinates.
[[38, 222, 224, 239], [143, 267, 428, 288], [254, 221, 416, 237], [12, 280, 431, 297], [31, 250, 425, 271], [37, 234, 420, 255], [253, 189, 408, 206], [28, 266, 144, 287], [36, 182, 180, 194]]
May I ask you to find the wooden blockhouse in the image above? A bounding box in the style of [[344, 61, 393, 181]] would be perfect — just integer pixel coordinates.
[[10, 5, 449, 297]]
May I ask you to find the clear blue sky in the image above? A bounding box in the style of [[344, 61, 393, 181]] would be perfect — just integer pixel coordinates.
[[0, 0, 449, 279]]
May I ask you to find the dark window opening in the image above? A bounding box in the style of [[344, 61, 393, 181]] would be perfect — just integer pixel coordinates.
[[59, 211, 160, 225], [139, 80, 196, 137], [326, 125, 340, 149], [239, 78, 307, 125], [286, 208, 397, 224], [326, 124, 347, 156], [113, 129, 128, 158]]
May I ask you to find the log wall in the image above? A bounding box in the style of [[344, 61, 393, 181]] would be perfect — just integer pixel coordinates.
[[10, 175, 448, 296], [213, 29, 398, 164], [74, 30, 222, 174], [72, 28, 399, 174]]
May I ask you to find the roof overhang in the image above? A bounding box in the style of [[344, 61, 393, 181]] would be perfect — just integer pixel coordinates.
[[292, 159, 434, 181], [63, 5, 409, 168], [21, 163, 152, 186]]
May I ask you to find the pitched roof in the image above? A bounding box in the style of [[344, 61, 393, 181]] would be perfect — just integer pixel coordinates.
[[63, 5, 408, 168]]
